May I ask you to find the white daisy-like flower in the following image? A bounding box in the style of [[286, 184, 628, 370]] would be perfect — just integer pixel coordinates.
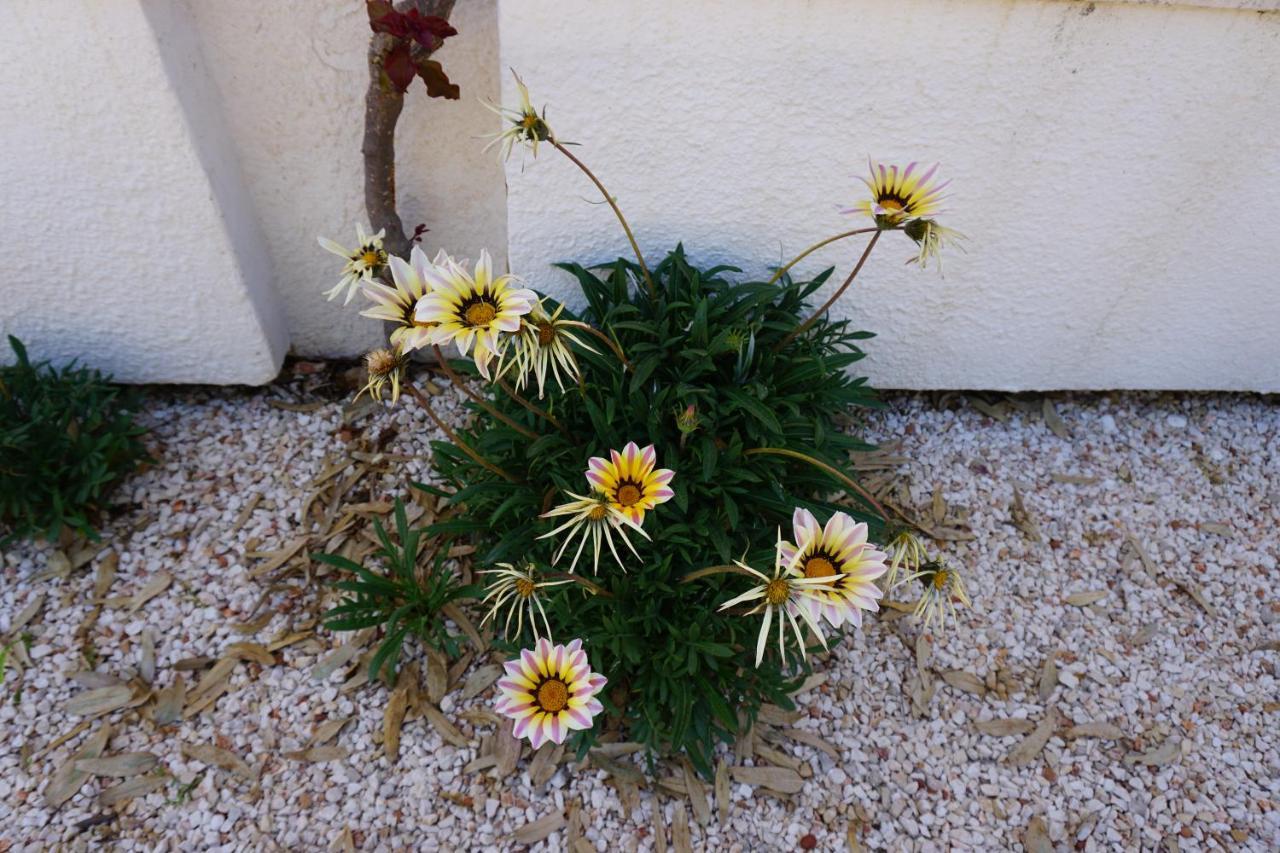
[[413, 249, 537, 379], [906, 560, 972, 630], [537, 490, 648, 575], [318, 224, 387, 304], [719, 530, 836, 667], [479, 562, 572, 641], [359, 245, 440, 353]]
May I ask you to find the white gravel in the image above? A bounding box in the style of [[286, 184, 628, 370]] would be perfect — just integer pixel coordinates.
[[1, 373, 1277, 851]]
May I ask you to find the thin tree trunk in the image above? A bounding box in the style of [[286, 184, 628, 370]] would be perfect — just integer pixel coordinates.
[[361, 0, 457, 260]]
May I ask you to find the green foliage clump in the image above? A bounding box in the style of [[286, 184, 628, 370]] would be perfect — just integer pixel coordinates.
[[421, 247, 882, 775], [0, 336, 149, 545], [317, 499, 480, 680]]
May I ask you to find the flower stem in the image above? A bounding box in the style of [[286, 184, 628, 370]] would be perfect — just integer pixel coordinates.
[[744, 446, 888, 522], [430, 346, 539, 441], [774, 229, 882, 352], [404, 383, 522, 483], [495, 377, 570, 438], [564, 321, 631, 371], [765, 226, 889, 287], [545, 570, 612, 598], [552, 140, 657, 298], [679, 564, 759, 584]]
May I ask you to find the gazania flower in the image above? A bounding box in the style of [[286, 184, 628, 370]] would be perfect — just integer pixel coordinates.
[[537, 491, 648, 575], [846, 160, 948, 226], [585, 442, 675, 526], [719, 530, 835, 667], [495, 638, 607, 749], [414, 249, 537, 379], [907, 560, 972, 630], [355, 346, 408, 404], [882, 528, 929, 593], [496, 300, 597, 398], [318, 224, 387, 304], [483, 70, 555, 161], [479, 562, 572, 640], [359, 245, 439, 352], [779, 509, 888, 628], [904, 218, 967, 272]]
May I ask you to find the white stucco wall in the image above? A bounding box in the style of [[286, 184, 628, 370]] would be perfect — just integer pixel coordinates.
[[1, 0, 1276, 388], [0, 0, 288, 384], [499, 0, 1280, 391], [186, 0, 506, 359]]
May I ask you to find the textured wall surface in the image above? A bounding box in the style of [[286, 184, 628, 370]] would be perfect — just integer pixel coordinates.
[[500, 0, 1280, 390], [0, 0, 288, 384], [186, 0, 506, 358]]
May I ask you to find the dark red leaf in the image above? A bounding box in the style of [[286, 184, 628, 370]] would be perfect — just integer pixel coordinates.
[[382, 42, 415, 94], [367, 2, 456, 50], [414, 58, 460, 100]]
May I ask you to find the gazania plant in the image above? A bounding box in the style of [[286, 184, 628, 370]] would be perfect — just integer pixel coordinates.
[[318, 71, 972, 775]]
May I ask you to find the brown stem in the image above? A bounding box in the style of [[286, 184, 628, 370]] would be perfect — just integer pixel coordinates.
[[430, 346, 539, 440], [563, 321, 631, 371], [546, 571, 612, 598], [774, 230, 882, 352], [496, 377, 569, 437], [551, 140, 657, 298], [679, 564, 758, 584], [744, 446, 888, 522], [362, 0, 457, 259], [405, 384, 522, 483], [765, 226, 892, 287]]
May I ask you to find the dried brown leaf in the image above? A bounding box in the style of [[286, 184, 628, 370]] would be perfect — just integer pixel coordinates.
[[153, 675, 186, 727], [511, 811, 565, 845], [1042, 399, 1071, 439], [1124, 738, 1181, 767], [128, 572, 172, 612], [1007, 708, 1059, 766], [1066, 722, 1125, 740], [1066, 590, 1107, 607], [45, 724, 111, 807], [99, 773, 167, 807], [189, 657, 238, 702], [1038, 655, 1058, 702], [715, 759, 730, 822], [423, 703, 468, 747], [66, 685, 134, 718], [284, 745, 350, 763], [1051, 472, 1098, 485], [757, 704, 801, 726], [941, 670, 987, 696], [683, 760, 711, 827], [76, 752, 159, 777], [425, 649, 448, 703], [383, 686, 409, 763], [931, 484, 946, 525], [493, 722, 521, 778], [975, 718, 1036, 737], [10, 592, 46, 634], [139, 629, 156, 685], [784, 729, 841, 760], [731, 765, 804, 794], [311, 642, 361, 682], [181, 742, 256, 782], [1024, 816, 1054, 853], [671, 801, 692, 853], [310, 716, 353, 745], [93, 552, 118, 600], [225, 642, 275, 665]]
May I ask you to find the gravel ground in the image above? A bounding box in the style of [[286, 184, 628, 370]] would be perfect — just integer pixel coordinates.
[[1, 368, 1277, 851]]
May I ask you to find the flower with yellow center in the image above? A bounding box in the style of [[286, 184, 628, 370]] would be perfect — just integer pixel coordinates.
[[845, 160, 949, 227], [479, 562, 572, 641], [906, 560, 972, 630], [882, 528, 929, 593], [779, 508, 888, 628], [355, 346, 408, 404], [496, 300, 597, 398], [904, 218, 967, 273], [482, 69, 556, 162], [584, 442, 675, 526], [318, 224, 388, 304], [495, 638, 607, 749], [538, 490, 649, 575], [414, 249, 537, 380], [359, 245, 440, 353], [718, 530, 835, 667]]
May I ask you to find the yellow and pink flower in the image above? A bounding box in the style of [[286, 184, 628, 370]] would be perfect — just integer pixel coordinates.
[[846, 160, 948, 226], [585, 442, 675, 525], [495, 638, 606, 748], [779, 508, 887, 628]]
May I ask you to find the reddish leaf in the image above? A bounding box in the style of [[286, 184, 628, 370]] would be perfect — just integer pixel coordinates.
[[382, 42, 415, 94], [367, 2, 456, 50], [414, 58, 460, 100]]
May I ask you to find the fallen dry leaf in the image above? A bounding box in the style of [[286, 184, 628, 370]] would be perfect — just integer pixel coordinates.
[[44, 724, 111, 807], [731, 765, 804, 794], [181, 742, 257, 782], [128, 572, 173, 612], [153, 675, 186, 727], [99, 773, 167, 807], [383, 686, 409, 763], [1066, 722, 1125, 740], [65, 685, 134, 718], [1066, 590, 1108, 607], [460, 664, 502, 701], [1024, 816, 1054, 853], [1124, 738, 1181, 767], [1007, 708, 1059, 766], [75, 752, 159, 777], [941, 670, 986, 696], [975, 719, 1036, 737], [511, 811, 565, 845]]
